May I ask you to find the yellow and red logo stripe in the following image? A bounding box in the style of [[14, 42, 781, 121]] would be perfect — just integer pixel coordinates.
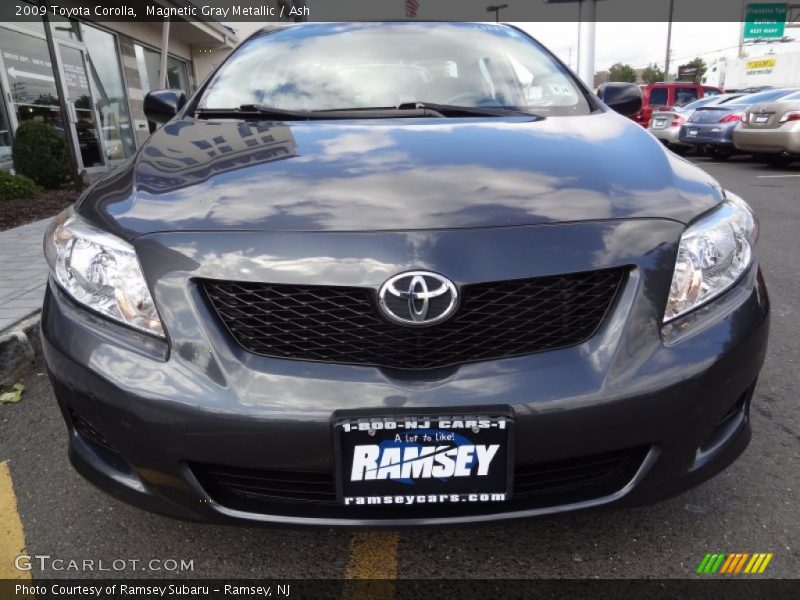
[[696, 552, 773, 574]]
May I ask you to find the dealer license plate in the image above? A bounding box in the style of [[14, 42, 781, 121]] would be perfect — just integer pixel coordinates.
[[334, 414, 512, 507]]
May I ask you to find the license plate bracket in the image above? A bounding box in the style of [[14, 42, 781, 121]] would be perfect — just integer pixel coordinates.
[[333, 414, 514, 507]]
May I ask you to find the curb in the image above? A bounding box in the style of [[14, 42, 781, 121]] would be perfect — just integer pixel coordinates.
[[0, 313, 42, 388]]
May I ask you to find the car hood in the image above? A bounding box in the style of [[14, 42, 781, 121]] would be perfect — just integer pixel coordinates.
[[81, 112, 724, 238]]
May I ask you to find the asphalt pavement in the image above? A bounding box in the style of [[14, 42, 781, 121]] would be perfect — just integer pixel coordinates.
[[0, 155, 798, 581]]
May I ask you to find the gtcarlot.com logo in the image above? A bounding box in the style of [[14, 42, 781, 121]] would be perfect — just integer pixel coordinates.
[[696, 552, 773, 574], [14, 554, 194, 572]]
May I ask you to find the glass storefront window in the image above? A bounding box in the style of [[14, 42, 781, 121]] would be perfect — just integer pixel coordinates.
[[167, 56, 190, 93], [135, 43, 191, 95], [50, 17, 81, 42], [80, 24, 135, 161], [0, 27, 63, 132], [0, 80, 12, 170], [58, 44, 103, 168]]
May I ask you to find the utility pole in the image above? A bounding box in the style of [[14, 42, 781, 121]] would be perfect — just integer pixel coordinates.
[[664, 0, 675, 81], [486, 4, 509, 22], [738, 0, 747, 58]]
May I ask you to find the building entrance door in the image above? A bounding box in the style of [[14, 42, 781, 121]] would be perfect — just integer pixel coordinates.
[[53, 39, 105, 171]]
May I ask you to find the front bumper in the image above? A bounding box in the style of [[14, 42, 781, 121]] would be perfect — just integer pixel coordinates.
[[679, 122, 738, 147], [734, 122, 800, 154], [41, 222, 770, 527]]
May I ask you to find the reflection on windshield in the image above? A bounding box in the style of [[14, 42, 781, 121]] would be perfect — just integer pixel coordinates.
[[200, 23, 590, 116]]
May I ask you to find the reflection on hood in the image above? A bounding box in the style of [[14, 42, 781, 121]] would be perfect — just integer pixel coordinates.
[[136, 119, 297, 194]]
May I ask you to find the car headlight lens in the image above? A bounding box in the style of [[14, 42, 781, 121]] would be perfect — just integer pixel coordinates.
[[664, 192, 758, 323], [44, 208, 164, 337]]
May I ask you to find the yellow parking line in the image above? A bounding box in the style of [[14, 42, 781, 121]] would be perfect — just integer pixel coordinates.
[[0, 461, 30, 580], [345, 532, 398, 579], [343, 532, 398, 599]]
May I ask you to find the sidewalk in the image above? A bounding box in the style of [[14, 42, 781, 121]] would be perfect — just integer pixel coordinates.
[[0, 218, 52, 332]]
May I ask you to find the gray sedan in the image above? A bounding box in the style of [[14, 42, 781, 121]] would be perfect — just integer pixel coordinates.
[[734, 90, 800, 167]]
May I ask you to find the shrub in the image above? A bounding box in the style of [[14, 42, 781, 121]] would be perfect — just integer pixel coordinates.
[[0, 169, 41, 200], [12, 122, 70, 189]]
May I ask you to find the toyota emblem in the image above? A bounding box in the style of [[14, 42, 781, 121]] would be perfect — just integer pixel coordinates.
[[378, 271, 458, 325]]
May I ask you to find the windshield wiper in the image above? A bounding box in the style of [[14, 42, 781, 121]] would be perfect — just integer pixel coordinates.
[[196, 104, 446, 120], [396, 102, 544, 119], [196, 105, 314, 120]]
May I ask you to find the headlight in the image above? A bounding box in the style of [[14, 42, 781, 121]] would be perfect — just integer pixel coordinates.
[[44, 207, 164, 337], [664, 192, 758, 323]]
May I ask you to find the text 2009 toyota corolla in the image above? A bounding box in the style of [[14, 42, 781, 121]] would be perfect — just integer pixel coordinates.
[[41, 22, 769, 526]]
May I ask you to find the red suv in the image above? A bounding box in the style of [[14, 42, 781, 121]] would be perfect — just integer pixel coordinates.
[[632, 83, 723, 126]]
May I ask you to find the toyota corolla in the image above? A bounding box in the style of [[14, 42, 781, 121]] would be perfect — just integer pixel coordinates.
[[41, 22, 769, 526]]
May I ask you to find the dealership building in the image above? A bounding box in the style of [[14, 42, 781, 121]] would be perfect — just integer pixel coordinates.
[[0, 1, 305, 177]]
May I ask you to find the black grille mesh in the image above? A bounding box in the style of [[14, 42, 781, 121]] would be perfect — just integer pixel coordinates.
[[201, 268, 625, 370], [190, 447, 647, 510]]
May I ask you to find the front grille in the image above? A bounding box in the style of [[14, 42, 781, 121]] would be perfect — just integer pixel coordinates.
[[191, 447, 647, 512], [201, 268, 625, 370]]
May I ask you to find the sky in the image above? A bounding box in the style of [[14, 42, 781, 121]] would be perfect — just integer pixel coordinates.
[[228, 0, 800, 76], [514, 22, 800, 74]]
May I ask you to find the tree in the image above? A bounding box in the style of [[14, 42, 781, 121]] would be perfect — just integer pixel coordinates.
[[12, 122, 70, 189], [608, 62, 638, 83], [641, 63, 665, 84], [683, 57, 707, 84]]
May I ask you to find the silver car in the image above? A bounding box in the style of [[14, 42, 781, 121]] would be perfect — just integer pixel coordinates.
[[734, 90, 800, 167], [649, 93, 744, 154]]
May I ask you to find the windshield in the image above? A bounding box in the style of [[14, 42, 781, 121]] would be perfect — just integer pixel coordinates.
[[734, 89, 799, 105], [680, 96, 721, 111], [199, 23, 591, 116]]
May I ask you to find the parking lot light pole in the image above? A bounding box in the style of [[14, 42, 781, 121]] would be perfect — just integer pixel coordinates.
[[160, 16, 171, 88], [547, 0, 598, 88], [486, 4, 509, 22], [577, 0, 596, 87]]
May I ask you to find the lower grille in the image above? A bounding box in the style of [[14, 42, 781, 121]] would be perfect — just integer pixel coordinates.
[[201, 268, 626, 370], [514, 447, 646, 498], [191, 447, 646, 512], [68, 408, 115, 452], [193, 465, 338, 506]]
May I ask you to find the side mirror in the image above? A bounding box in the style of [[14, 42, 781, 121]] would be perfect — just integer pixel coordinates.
[[144, 89, 187, 124], [597, 82, 643, 117]]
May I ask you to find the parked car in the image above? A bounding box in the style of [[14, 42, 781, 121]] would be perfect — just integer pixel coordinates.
[[726, 86, 774, 94], [734, 90, 800, 167], [679, 87, 799, 160], [632, 82, 723, 127], [648, 93, 744, 154], [41, 22, 769, 527]]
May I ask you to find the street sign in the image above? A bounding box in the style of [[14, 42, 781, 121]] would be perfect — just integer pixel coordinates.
[[678, 65, 699, 81], [743, 3, 787, 39]]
